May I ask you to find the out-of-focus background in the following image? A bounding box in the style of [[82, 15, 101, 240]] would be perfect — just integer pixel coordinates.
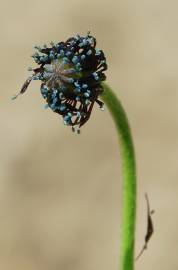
[[0, 0, 178, 269]]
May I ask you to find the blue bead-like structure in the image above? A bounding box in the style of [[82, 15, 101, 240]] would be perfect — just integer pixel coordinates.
[[17, 33, 107, 131]]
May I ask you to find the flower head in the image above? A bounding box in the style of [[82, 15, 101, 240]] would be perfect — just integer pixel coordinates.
[[14, 33, 107, 133]]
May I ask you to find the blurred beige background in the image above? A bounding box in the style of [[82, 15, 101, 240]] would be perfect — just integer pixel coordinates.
[[0, 0, 178, 269]]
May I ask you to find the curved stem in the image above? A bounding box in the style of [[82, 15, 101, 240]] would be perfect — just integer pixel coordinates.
[[101, 82, 137, 270]]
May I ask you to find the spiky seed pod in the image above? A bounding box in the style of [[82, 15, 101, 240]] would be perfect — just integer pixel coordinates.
[[14, 33, 107, 133]]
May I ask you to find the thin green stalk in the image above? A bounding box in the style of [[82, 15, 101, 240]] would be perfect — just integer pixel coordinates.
[[101, 82, 137, 270]]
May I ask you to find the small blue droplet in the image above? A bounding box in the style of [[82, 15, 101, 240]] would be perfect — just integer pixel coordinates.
[[84, 92, 90, 97], [68, 112, 72, 117], [82, 84, 88, 89], [59, 104, 66, 111], [82, 39, 88, 46], [74, 82, 80, 89], [85, 99, 90, 105], [60, 50, 65, 56], [49, 54, 55, 60], [72, 56, 79, 64], [53, 97, 58, 103], [66, 51, 72, 56], [87, 49, 92, 56], [81, 55, 86, 60], [63, 115, 70, 122], [77, 111, 81, 117], [95, 49, 101, 56], [63, 57, 69, 64], [50, 103, 57, 111], [74, 88, 80, 94], [92, 72, 99, 81]]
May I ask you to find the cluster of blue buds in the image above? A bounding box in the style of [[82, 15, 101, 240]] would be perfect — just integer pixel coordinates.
[[14, 33, 107, 133]]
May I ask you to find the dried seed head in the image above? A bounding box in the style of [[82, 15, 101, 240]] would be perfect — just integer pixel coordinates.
[[14, 33, 107, 132]]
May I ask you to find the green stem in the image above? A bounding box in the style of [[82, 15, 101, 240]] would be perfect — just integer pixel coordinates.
[[101, 82, 137, 270]]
